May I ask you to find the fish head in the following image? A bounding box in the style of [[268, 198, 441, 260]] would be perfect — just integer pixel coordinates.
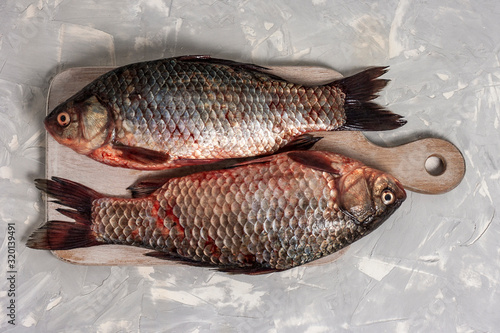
[[338, 166, 406, 227], [45, 95, 113, 155]]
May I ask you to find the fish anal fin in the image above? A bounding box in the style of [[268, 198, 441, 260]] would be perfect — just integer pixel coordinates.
[[226, 155, 276, 169], [275, 134, 322, 153], [127, 178, 170, 198], [169, 158, 226, 168], [227, 135, 323, 169]]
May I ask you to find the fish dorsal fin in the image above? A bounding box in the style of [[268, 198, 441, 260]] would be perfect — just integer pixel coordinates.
[[286, 151, 342, 176], [175, 55, 285, 81], [176, 55, 269, 71]]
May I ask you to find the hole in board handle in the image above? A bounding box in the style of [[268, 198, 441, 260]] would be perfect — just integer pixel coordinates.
[[425, 155, 446, 176]]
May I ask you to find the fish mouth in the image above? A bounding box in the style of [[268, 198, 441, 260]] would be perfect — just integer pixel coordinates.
[[43, 110, 57, 136], [346, 196, 405, 226], [371, 198, 405, 226], [395, 178, 407, 200], [43, 115, 54, 136]]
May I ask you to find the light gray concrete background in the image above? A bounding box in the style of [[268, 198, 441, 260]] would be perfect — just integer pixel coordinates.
[[0, 0, 499, 332]]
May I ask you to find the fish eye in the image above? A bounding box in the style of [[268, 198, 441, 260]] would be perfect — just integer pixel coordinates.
[[381, 189, 396, 205], [57, 112, 71, 127]]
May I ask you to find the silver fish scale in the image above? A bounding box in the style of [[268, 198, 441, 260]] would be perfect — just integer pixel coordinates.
[[90, 58, 344, 160], [90, 154, 365, 270], [92, 198, 158, 246]]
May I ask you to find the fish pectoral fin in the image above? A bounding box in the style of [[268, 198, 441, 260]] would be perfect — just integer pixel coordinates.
[[286, 151, 342, 176], [112, 144, 171, 164], [275, 134, 323, 153]]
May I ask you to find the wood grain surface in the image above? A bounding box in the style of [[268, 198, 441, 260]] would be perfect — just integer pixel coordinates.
[[44, 63, 465, 266]]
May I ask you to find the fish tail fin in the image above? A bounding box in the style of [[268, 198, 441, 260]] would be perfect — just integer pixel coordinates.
[[333, 67, 406, 131], [27, 177, 103, 250]]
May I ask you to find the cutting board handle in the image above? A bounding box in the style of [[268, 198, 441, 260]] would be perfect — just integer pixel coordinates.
[[313, 131, 465, 194]]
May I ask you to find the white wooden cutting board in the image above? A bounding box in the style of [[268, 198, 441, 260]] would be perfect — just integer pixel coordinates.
[[43, 63, 465, 266]]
